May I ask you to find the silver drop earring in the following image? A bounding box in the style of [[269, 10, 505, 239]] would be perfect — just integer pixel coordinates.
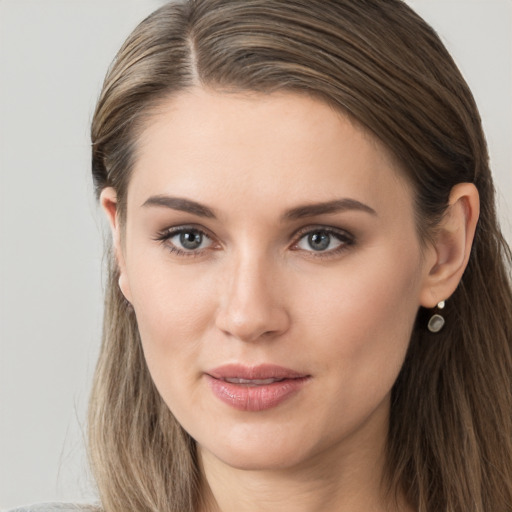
[[427, 300, 446, 333]]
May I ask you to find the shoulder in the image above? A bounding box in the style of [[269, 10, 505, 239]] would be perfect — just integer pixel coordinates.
[[4, 504, 101, 512]]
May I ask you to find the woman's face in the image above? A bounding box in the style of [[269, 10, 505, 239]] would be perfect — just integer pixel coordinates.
[[107, 89, 435, 472]]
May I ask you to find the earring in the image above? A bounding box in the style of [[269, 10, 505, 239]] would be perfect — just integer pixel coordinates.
[[427, 300, 445, 333]]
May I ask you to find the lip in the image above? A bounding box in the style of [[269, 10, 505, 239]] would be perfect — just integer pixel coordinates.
[[205, 364, 310, 412]]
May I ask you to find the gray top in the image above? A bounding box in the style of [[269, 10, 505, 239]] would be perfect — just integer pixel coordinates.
[[5, 504, 100, 512]]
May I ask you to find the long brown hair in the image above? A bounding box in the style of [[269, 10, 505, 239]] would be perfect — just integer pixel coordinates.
[[89, 1, 512, 511]]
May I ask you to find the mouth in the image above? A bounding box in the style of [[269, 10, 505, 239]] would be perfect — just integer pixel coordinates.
[[221, 377, 288, 386], [205, 364, 310, 412]]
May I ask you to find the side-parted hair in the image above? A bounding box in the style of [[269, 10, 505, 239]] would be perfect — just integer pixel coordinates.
[[89, 1, 512, 511]]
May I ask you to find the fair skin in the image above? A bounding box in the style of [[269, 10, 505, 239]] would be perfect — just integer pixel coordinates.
[[101, 88, 479, 512]]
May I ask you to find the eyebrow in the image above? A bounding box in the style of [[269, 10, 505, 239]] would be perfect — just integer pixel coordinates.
[[282, 198, 377, 220], [142, 195, 216, 218], [142, 195, 377, 220]]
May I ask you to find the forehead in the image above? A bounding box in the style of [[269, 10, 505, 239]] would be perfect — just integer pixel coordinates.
[[129, 88, 411, 219]]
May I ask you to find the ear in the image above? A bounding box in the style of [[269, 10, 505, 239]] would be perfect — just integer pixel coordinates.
[[419, 183, 480, 308], [100, 187, 133, 303]]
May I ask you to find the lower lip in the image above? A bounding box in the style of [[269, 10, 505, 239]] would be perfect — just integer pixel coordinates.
[[205, 375, 309, 412]]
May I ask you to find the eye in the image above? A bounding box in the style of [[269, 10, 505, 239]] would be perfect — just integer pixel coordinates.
[[294, 227, 353, 255], [155, 226, 214, 255], [172, 229, 210, 250]]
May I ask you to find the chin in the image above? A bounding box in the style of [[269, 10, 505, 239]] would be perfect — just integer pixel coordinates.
[[196, 424, 325, 473], [203, 444, 307, 472]]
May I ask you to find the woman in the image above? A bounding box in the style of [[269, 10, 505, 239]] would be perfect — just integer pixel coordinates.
[[11, 0, 512, 511]]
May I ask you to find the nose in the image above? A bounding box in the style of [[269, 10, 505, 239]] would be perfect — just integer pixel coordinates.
[[215, 254, 291, 343]]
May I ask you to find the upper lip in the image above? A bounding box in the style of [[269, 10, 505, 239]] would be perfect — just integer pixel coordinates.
[[206, 364, 309, 381]]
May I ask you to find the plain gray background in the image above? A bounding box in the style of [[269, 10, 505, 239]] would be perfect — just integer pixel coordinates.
[[0, 0, 511, 509]]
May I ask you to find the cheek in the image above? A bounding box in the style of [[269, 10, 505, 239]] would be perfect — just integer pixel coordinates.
[[298, 245, 422, 387], [127, 270, 217, 415], [124, 254, 219, 374]]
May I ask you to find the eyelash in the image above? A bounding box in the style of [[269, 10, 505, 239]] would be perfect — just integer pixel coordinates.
[[154, 225, 355, 259], [291, 226, 355, 259], [154, 225, 217, 258]]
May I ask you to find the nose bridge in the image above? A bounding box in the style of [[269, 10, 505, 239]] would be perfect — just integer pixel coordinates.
[[216, 246, 289, 342], [232, 250, 271, 311]]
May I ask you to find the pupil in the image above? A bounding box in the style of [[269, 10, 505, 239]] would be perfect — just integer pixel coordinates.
[[180, 231, 202, 250], [308, 232, 330, 251]]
